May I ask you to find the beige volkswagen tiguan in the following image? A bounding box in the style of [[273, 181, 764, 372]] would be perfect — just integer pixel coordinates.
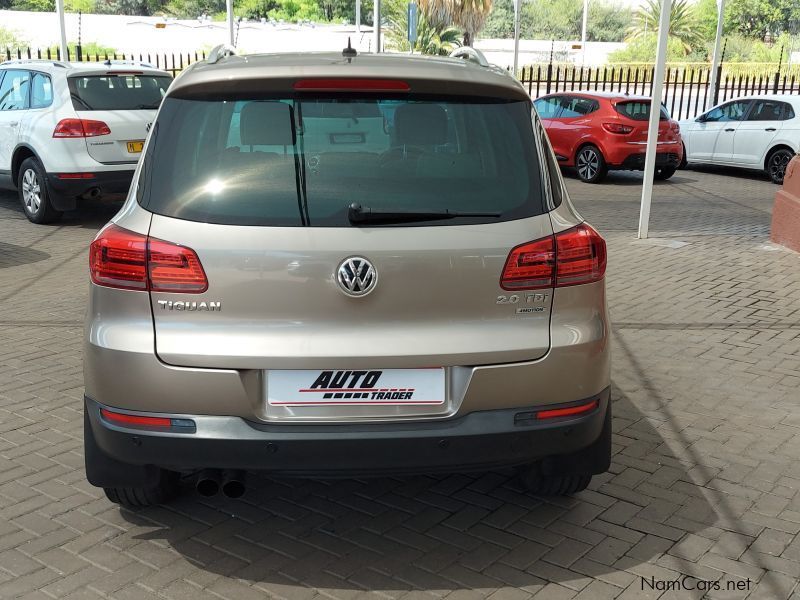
[[84, 46, 611, 507]]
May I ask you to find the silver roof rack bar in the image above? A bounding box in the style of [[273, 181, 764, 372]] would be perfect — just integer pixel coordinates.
[[1, 58, 69, 68], [207, 44, 236, 65], [449, 47, 489, 68]]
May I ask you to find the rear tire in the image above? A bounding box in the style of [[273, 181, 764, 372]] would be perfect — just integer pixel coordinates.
[[654, 165, 677, 180], [519, 469, 592, 496], [575, 145, 608, 183], [104, 469, 180, 509], [766, 148, 794, 184], [17, 157, 62, 224]]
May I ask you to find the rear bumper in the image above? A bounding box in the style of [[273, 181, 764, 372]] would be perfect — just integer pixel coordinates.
[[46, 170, 134, 209], [85, 388, 610, 477], [616, 151, 681, 171]]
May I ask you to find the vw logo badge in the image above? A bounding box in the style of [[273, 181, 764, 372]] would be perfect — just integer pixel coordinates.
[[336, 256, 377, 297]]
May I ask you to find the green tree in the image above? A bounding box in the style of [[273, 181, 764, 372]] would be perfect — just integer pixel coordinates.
[[726, 0, 800, 40], [627, 0, 703, 54], [387, 9, 461, 54], [609, 32, 693, 62], [588, 1, 631, 42], [0, 25, 28, 48]]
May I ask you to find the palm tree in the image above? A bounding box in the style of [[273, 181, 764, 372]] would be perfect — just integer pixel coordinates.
[[386, 11, 462, 55], [419, 0, 493, 47], [627, 0, 703, 54]]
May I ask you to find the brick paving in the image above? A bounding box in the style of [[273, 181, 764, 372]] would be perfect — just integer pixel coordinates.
[[1, 164, 799, 600]]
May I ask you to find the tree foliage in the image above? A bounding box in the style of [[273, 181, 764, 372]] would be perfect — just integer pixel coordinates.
[[627, 0, 703, 54]]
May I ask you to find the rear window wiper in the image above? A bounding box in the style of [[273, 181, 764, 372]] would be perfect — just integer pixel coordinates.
[[348, 203, 501, 225]]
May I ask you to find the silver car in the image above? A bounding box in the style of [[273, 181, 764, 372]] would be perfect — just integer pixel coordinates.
[[84, 46, 611, 507]]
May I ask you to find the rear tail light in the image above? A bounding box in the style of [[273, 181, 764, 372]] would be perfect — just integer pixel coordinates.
[[536, 399, 599, 420], [90, 224, 208, 292], [293, 78, 410, 92], [53, 118, 111, 138], [602, 122, 634, 134], [670, 121, 680, 133], [500, 224, 606, 290]]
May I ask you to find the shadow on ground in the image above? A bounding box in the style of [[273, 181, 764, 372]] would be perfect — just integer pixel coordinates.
[[0, 191, 122, 230], [117, 385, 719, 592], [0, 242, 50, 268]]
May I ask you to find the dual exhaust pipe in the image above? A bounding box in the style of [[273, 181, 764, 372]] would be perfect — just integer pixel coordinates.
[[195, 469, 246, 498]]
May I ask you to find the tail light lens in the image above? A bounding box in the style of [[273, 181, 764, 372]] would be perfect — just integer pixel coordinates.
[[602, 122, 634, 134], [501, 224, 606, 290], [670, 121, 680, 133], [53, 118, 111, 138], [90, 224, 208, 293], [293, 79, 410, 92]]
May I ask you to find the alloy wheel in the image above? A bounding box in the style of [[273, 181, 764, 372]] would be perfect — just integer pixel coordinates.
[[21, 168, 41, 214], [577, 148, 600, 181], [768, 150, 792, 183]]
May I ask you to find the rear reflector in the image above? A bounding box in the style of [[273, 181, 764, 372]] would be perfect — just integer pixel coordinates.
[[100, 408, 171, 428], [55, 173, 95, 180], [90, 224, 208, 292], [536, 399, 599, 420], [500, 223, 606, 290], [53, 118, 111, 138], [293, 78, 410, 92]]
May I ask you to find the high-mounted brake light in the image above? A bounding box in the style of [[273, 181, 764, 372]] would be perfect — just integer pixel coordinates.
[[53, 118, 111, 138], [89, 224, 208, 292], [500, 224, 606, 290], [293, 78, 410, 92], [602, 122, 633, 134]]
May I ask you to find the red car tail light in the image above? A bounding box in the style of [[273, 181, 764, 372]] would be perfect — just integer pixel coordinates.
[[670, 121, 680, 133], [100, 408, 172, 428], [148, 239, 208, 293], [500, 237, 556, 290], [53, 118, 111, 138], [555, 223, 607, 287], [601, 122, 634, 134], [500, 224, 606, 290], [90, 225, 148, 290], [293, 78, 410, 92], [90, 225, 208, 293]]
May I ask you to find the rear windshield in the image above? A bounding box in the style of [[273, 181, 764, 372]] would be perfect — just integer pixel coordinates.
[[137, 95, 545, 227], [68, 74, 171, 111], [615, 101, 669, 121]]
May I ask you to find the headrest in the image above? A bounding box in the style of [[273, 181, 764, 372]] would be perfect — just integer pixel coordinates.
[[394, 103, 447, 146], [240, 101, 295, 146]]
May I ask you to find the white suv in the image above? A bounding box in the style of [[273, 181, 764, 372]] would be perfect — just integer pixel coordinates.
[[0, 60, 171, 223]]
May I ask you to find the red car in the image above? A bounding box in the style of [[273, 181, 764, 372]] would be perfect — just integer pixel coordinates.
[[533, 92, 683, 183]]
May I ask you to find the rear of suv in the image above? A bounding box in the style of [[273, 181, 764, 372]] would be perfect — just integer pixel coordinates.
[[0, 60, 171, 223], [84, 48, 612, 507]]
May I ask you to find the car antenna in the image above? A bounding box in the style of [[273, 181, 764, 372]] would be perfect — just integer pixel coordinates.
[[343, 37, 357, 59]]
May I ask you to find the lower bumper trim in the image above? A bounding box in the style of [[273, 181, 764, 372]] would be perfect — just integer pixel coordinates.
[[86, 388, 610, 476]]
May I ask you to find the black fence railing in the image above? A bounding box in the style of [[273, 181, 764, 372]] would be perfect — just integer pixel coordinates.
[[2, 47, 207, 77], [519, 64, 800, 120]]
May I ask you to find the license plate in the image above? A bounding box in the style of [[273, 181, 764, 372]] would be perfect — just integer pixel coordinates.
[[268, 369, 445, 406], [126, 141, 144, 153]]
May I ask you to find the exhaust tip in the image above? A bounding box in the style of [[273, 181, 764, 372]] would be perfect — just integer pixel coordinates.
[[222, 479, 246, 498], [195, 469, 221, 496]]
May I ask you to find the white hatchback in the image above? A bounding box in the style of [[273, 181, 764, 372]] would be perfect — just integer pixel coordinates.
[[679, 95, 800, 184], [0, 59, 171, 223]]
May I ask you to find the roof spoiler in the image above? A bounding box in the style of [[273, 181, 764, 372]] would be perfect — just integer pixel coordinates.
[[207, 44, 236, 65]]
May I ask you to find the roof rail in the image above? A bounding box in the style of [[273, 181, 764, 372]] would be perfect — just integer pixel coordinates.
[[449, 47, 489, 68], [1, 58, 69, 68], [207, 44, 236, 65]]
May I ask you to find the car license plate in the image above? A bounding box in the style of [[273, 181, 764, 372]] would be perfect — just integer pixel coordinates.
[[126, 141, 144, 153], [268, 369, 445, 406]]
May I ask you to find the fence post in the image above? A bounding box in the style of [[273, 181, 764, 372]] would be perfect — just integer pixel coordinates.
[[545, 41, 554, 95]]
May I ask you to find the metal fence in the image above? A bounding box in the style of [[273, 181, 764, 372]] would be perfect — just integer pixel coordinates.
[[2, 47, 207, 77], [519, 64, 800, 120], [3, 46, 797, 120]]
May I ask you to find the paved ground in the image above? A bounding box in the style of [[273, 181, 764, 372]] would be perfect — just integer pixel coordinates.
[[1, 165, 799, 600]]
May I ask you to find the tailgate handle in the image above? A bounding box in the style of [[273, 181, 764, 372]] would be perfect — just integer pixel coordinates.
[[724, 128, 735, 132], [765, 127, 777, 132]]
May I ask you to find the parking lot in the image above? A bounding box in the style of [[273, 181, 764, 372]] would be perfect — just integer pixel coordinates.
[[1, 167, 799, 599]]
